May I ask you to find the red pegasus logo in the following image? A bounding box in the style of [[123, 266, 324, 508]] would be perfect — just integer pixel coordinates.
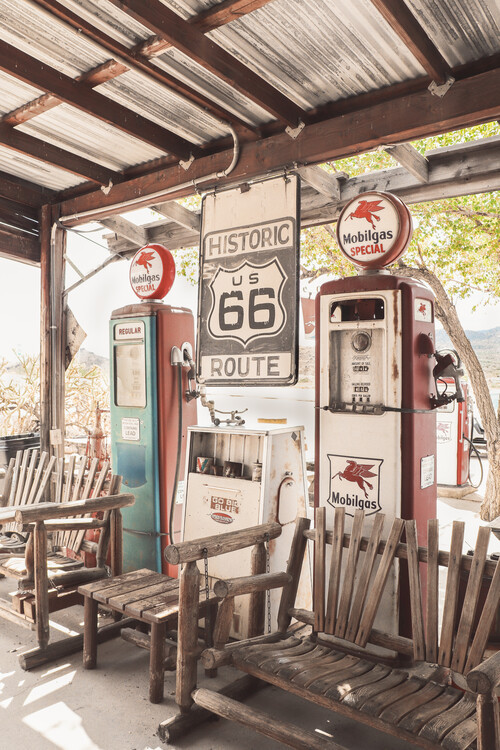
[[135, 250, 156, 272], [348, 199, 385, 230], [331, 460, 377, 499]]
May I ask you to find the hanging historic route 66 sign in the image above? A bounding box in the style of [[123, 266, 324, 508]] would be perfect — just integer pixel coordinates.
[[198, 175, 300, 386]]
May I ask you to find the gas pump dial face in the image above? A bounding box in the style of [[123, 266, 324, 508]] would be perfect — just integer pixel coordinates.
[[351, 330, 371, 352]]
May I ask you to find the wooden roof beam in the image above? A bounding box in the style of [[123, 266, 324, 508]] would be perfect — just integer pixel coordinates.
[[152, 201, 200, 233], [384, 143, 429, 183], [107, 0, 303, 126], [58, 67, 500, 224], [0, 172, 55, 207], [369, 0, 452, 85], [0, 40, 196, 159], [99, 216, 149, 247], [295, 166, 349, 201], [0, 225, 40, 265], [0, 123, 119, 185]]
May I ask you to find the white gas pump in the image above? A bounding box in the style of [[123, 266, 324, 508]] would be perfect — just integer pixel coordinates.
[[315, 192, 464, 636]]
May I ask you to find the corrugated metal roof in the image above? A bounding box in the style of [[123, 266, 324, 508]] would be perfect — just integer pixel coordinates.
[[18, 103, 167, 171], [407, 0, 500, 67], [0, 0, 498, 201], [97, 69, 231, 145], [0, 0, 109, 76], [0, 142, 83, 190]]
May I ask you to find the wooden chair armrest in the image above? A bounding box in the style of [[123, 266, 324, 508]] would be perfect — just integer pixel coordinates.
[[0, 507, 17, 524], [467, 650, 500, 693], [164, 522, 282, 565], [214, 572, 291, 599], [14, 493, 135, 524]]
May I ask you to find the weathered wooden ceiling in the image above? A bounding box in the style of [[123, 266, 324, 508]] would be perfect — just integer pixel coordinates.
[[0, 0, 499, 266]]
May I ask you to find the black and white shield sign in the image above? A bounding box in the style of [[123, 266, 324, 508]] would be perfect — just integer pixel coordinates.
[[197, 174, 300, 386], [207, 260, 286, 346], [327, 454, 383, 516]]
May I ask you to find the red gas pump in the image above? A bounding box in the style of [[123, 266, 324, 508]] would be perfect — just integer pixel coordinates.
[[437, 377, 472, 487], [110, 244, 198, 576], [315, 192, 463, 634]]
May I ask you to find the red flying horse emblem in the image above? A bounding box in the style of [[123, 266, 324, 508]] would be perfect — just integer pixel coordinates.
[[348, 199, 385, 230], [135, 250, 156, 272], [331, 460, 377, 499]]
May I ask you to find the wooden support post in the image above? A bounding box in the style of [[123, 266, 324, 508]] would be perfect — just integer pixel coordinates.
[[149, 621, 166, 703], [175, 560, 200, 713], [277, 516, 310, 632], [40, 205, 66, 462], [110, 508, 123, 577], [83, 595, 98, 669], [34, 520, 49, 650], [213, 597, 235, 650], [477, 691, 500, 750], [248, 541, 266, 638]]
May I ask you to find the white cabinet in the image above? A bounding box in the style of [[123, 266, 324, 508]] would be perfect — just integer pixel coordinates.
[[182, 425, 311, 639]]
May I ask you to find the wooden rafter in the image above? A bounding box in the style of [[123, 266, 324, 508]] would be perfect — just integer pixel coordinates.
[[152, 201, 200, 233], [369, 0, 452, 84], [99, 216, 148, 246], [58, 67, 500, 224], [0, 40, 196, 160], [106, 0, 303, 126], [384, 143, 429, 183]]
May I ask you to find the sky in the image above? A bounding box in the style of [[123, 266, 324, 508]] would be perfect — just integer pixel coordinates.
[[0, 214, 499, 361]]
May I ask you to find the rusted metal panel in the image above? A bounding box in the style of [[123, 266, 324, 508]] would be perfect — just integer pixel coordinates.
[[0, 143, 83, 191], [19, 102, 168, 170]]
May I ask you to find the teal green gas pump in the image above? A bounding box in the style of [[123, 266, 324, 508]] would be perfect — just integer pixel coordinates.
[[109, 245, 197, 574]]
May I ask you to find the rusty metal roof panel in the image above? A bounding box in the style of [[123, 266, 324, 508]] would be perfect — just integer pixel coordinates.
[[153, 47, 272, 127], [206, 0, 427, 110], [97, 69, 231, 145], [18, 103, 167, 170], [0, 0, 110, 76], [0, 70, 44, 115], [0, 143, 84, 191], [406, 0, 500, 67]]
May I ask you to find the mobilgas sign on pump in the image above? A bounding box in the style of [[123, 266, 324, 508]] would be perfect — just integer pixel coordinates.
[[110, 244, 197, 576], [315, 192, 463, 633]]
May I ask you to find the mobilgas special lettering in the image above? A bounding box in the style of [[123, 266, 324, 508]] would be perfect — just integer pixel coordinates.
[[330, 491, 378, 512]]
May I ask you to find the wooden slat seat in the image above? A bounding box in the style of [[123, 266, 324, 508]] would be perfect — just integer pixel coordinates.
[[232, 638, 478, 748], [163, 509, 500, 750]]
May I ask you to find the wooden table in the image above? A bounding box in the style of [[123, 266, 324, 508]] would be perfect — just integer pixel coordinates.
[[79, 568, 217, 703]]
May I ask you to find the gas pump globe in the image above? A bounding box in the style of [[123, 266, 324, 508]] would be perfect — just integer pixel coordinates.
[[315, 192, 463, 635]]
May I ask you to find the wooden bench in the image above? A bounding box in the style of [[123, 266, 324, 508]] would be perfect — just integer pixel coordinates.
[[79, 522, 282, 704], [162, 509, 500, 750]]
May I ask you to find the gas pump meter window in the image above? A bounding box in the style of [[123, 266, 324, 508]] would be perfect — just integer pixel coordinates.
[[328, 297, 386, 411], [115, 343, 147, 408]]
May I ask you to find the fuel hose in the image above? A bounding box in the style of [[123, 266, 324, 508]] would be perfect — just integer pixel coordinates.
[[168, 361, 184, 547]]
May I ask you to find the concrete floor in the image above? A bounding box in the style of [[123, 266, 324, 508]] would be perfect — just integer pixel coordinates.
[[0, 486, 498, 750]]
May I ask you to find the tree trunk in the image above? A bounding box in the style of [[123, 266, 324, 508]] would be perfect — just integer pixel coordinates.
[[395, 264, 500, 521]]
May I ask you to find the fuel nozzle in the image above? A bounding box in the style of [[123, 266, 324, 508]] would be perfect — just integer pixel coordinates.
[[181, 342, 199, 402], [431, 348, 465, 408]]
